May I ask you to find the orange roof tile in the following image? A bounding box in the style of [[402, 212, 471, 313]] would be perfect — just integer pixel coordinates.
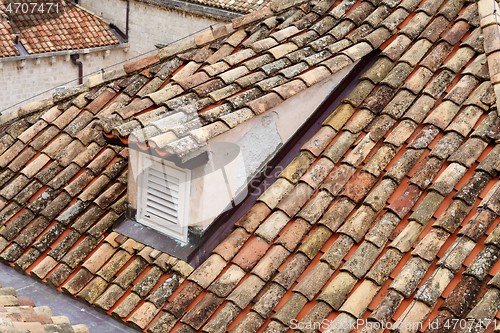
[[0, 0, 499, 332], [0, 0, 119, 57]]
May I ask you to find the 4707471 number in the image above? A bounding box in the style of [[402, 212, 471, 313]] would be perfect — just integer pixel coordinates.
[[5, 2, 61, 14]]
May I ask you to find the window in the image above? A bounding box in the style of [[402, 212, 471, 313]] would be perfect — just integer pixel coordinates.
[[137, 158, 191, 243]]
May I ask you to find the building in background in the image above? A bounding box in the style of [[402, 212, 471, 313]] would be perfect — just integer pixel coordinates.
[[0, 0, 499, 332], [0, 1, 129, 115], [78, 0, 270, 56]]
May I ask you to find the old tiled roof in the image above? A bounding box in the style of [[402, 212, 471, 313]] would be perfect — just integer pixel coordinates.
[[183, 0, 270, 14], [0, 283, 89, 333], [93, 0, 412, 161], [0, 0, 119, 57], [0, 0, 499, 332]]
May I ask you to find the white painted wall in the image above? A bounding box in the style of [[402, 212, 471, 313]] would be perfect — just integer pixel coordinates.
[[79, 0, 224, 57], [129, 63, 357, 240], [189, 63, 356, 230], [0, 47, 129, 114]]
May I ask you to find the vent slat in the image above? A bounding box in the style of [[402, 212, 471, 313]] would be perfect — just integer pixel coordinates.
[[146, 206, 178, 225], [144, 165, 181, 225], [149, 168, 180, 185], [147, 181, 180, 197], [140, 162, 189, 241], [146, 203, 177, 220], [146, 194, 178, 214], [147, 190, 178, 207], [148, 175, 180, 192]]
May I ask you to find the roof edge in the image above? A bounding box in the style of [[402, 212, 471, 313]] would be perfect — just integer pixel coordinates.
[[0, 42, 129, 63], [139, 0, 241, 21], [35, 0, 283, 106], [107, 0, 311, 75], [71, 1, 116, 27], [0, 0, 338, 130], [0, 97, 54, 126]]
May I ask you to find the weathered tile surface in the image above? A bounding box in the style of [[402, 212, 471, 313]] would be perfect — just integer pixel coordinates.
[[0, 1, 499, 333], [0, 283, 89, 333]]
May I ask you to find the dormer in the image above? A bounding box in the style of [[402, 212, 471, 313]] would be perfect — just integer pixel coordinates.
[[110, 59, 357, 264]]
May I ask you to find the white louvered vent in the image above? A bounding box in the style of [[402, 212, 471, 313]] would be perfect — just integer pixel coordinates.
[[138, 161, 190, 242]]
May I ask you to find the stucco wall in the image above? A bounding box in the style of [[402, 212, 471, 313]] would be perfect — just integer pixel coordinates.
[[79, 0, 224, 57], [188, 63, 356, 229], [0, 47, 129, 114]]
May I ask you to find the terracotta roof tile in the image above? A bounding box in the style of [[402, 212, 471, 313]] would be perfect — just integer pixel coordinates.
[[439, 237, 476, 273], [274, 252, 310, 289], [464, 293, 500, 331], [246, 92, 283, 114], [232, 311, 266, 332], [321, 54, 354, 73], [445, 49, 477, 75], [342, 279, 381, 318], [185, 255, 225, 289], [1, 1, 499, 332], [0, 283, 88, 332], [443, 274, 483, 316], [300, 159, 335, 190], [275, 219, 308, 252], [366, 247, 403, 285], [323, 104, 356, 131], [0, 1, 119, 58], [365, 181, 398, 214], [318, 271, 358, 310], [485, 222, 500, 247], [252, 282, 286, 318], [127, 301, 159, 329], [146, 275, 182, 309], [232, 203, 270, 235], [391, 256, 432, 297], [298, 225, 332, 259], [251, 244, 289, 281], [434, 200, 473, 233], [272, 292, 308, 325], [227, 274, 265, 309], [325, 39, 351, 56], [95, 284, 127, 311], [302, 127, 337, 157], [442, 20, 471, 46], [449, 137, 489, 167], [389, 220, 423, 255]]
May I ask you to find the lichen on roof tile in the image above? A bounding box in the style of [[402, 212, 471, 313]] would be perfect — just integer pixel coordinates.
[[0, 0, 500, 332]]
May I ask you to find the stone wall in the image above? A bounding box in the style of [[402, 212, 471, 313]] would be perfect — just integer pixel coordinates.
[[0, 47, 129, 114], [2, 0, 228, 115], [79, 0, 225, 56]]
